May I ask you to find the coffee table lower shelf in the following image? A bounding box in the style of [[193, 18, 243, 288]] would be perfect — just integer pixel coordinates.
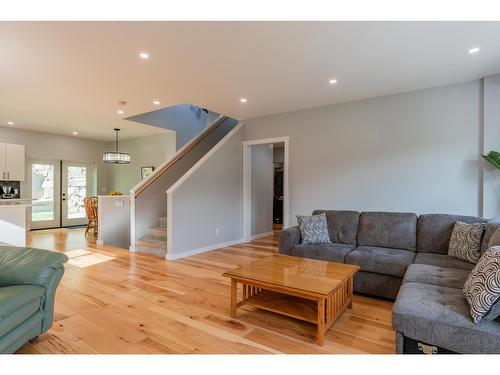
[[229, 278, 354, 345], [242, 289, 318, 324]]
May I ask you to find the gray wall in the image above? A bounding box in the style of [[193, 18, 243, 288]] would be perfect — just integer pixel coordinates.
[[0, 126, 111, 197], [244, 80, 488, 223], [251, 144, 274, 236], [107, 132, 176, 193], [169, 125, 243, 257], [127, 104, 219, 150], [483, 74, 500, 218]]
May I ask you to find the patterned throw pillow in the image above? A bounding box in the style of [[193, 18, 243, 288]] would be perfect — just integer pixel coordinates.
[[448, 222, 486, 264], [296, 213, 332, 245], [463, 246, 500, 323]]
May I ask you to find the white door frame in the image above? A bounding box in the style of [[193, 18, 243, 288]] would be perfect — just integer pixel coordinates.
[[29, 158, 62, 230], [242, 136, 290, 242]]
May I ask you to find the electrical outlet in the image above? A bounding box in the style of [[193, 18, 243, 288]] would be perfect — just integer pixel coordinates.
[[215, 228, 220, 236]]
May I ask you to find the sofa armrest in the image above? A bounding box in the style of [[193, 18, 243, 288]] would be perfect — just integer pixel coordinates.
[[0, 246, 68, 288], [279, 226, 301, 255]]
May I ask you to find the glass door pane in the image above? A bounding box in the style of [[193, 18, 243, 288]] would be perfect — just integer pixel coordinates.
[[61, 161, 94, 227], [67, 166, 87, 219], [30, 160, 61, 229]]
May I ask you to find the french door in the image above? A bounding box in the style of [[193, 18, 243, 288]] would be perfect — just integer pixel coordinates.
[[31, 159, 94, 229]]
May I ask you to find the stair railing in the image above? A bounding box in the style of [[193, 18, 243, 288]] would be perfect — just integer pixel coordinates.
[[131, 114, 227, 198]]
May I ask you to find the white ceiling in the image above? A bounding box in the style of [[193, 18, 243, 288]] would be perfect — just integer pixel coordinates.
[[1, 21, 500, 141]]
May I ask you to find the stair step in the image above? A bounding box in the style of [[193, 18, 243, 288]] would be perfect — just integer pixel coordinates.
[[148, 226, 167, 240], [159, 216, 168, 228], [136, 237, 167, 258]]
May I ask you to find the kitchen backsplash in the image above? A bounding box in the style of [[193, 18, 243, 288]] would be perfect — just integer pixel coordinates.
[[0, 181, 20, 199]]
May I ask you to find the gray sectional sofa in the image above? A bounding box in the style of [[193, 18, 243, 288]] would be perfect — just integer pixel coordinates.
[[279, 210, 500, 353]]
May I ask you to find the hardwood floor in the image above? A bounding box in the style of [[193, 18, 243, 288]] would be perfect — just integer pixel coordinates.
[[18, 228, 395, 354]]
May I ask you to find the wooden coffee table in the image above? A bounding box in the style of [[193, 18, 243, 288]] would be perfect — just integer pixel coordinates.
[[223, 254, 359, 345]]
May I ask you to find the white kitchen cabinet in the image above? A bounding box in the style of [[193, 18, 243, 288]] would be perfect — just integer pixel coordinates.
[[0, 143, 25, 181], [0, 144, 5, 179]]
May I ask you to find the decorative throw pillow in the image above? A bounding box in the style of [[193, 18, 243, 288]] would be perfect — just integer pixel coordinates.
[[448, 221, 486, 264], [463, 246, 500, 323], [296, 213, 332, 245]]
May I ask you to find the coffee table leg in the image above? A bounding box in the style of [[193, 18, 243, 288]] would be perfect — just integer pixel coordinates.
[[231, 279, 237, 318], [317, 298, 326, 346], [348, 277, 353, 309]]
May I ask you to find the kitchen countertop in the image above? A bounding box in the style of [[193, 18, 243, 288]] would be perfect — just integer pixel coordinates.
[[0, 199, 32, 207]]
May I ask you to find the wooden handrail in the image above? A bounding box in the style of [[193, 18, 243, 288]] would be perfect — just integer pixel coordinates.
[[134, 116, 228, 197]]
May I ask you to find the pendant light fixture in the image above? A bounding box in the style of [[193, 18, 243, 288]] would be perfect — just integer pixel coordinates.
[[103, 128, 131, 164]]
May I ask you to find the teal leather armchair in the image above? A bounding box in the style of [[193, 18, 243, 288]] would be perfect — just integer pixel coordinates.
[[0, 246, 68, 354]]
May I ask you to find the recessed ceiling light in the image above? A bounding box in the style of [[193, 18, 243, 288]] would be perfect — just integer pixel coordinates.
[[117, 110, 124, 115], [7, 121, 14, 125], [240, 98, 247, 103], [468, 47, 480, 54], [72, 131, 79, 135], [329, 79, 338, 84], [153, 100, 160, 105], [139, 52, 149, 59]]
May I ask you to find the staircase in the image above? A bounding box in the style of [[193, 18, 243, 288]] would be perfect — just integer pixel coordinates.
[[130, 115, 240, 258], [135, 216, 168, 257]]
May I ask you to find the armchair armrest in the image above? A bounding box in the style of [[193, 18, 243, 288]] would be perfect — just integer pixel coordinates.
[[279, 226, 301, 255], [0, 246, 68, 332], [0, 246, 68, 288]]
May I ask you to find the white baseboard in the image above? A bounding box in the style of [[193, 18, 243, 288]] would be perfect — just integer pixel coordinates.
[[250, 231, 274, 241], [165, 238, 244, 260]]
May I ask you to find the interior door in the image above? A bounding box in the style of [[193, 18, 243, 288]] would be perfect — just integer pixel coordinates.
[[30, 159, 61, 229], [61, 161, 94, 227]]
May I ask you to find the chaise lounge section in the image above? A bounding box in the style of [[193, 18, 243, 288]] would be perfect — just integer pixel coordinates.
[[279, 209, 500, 353]]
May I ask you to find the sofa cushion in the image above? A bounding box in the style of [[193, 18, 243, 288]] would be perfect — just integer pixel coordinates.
[[312, 210, 360, 246], [296, 213, 332, 245], [417, 214, 487, 254], [403, 263, 470, 290], [0, 285, 45, 337], [291, 243, 355, 263], [482, 220, 500, 256], [463, 246, 500, 323], [354, 271, 402, 300], [345, 246, 415, 278], [448, 221, 486, 264], [357, 212, 417, 251], [392, 282, 500, 353], [414, 252, 475, 271], [487, 226, 500, 249]]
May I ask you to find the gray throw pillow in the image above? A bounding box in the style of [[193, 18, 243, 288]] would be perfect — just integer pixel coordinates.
[[448, 221, 486, 264], [463, 246, 500, 323], [296, 213, 332, 245]]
